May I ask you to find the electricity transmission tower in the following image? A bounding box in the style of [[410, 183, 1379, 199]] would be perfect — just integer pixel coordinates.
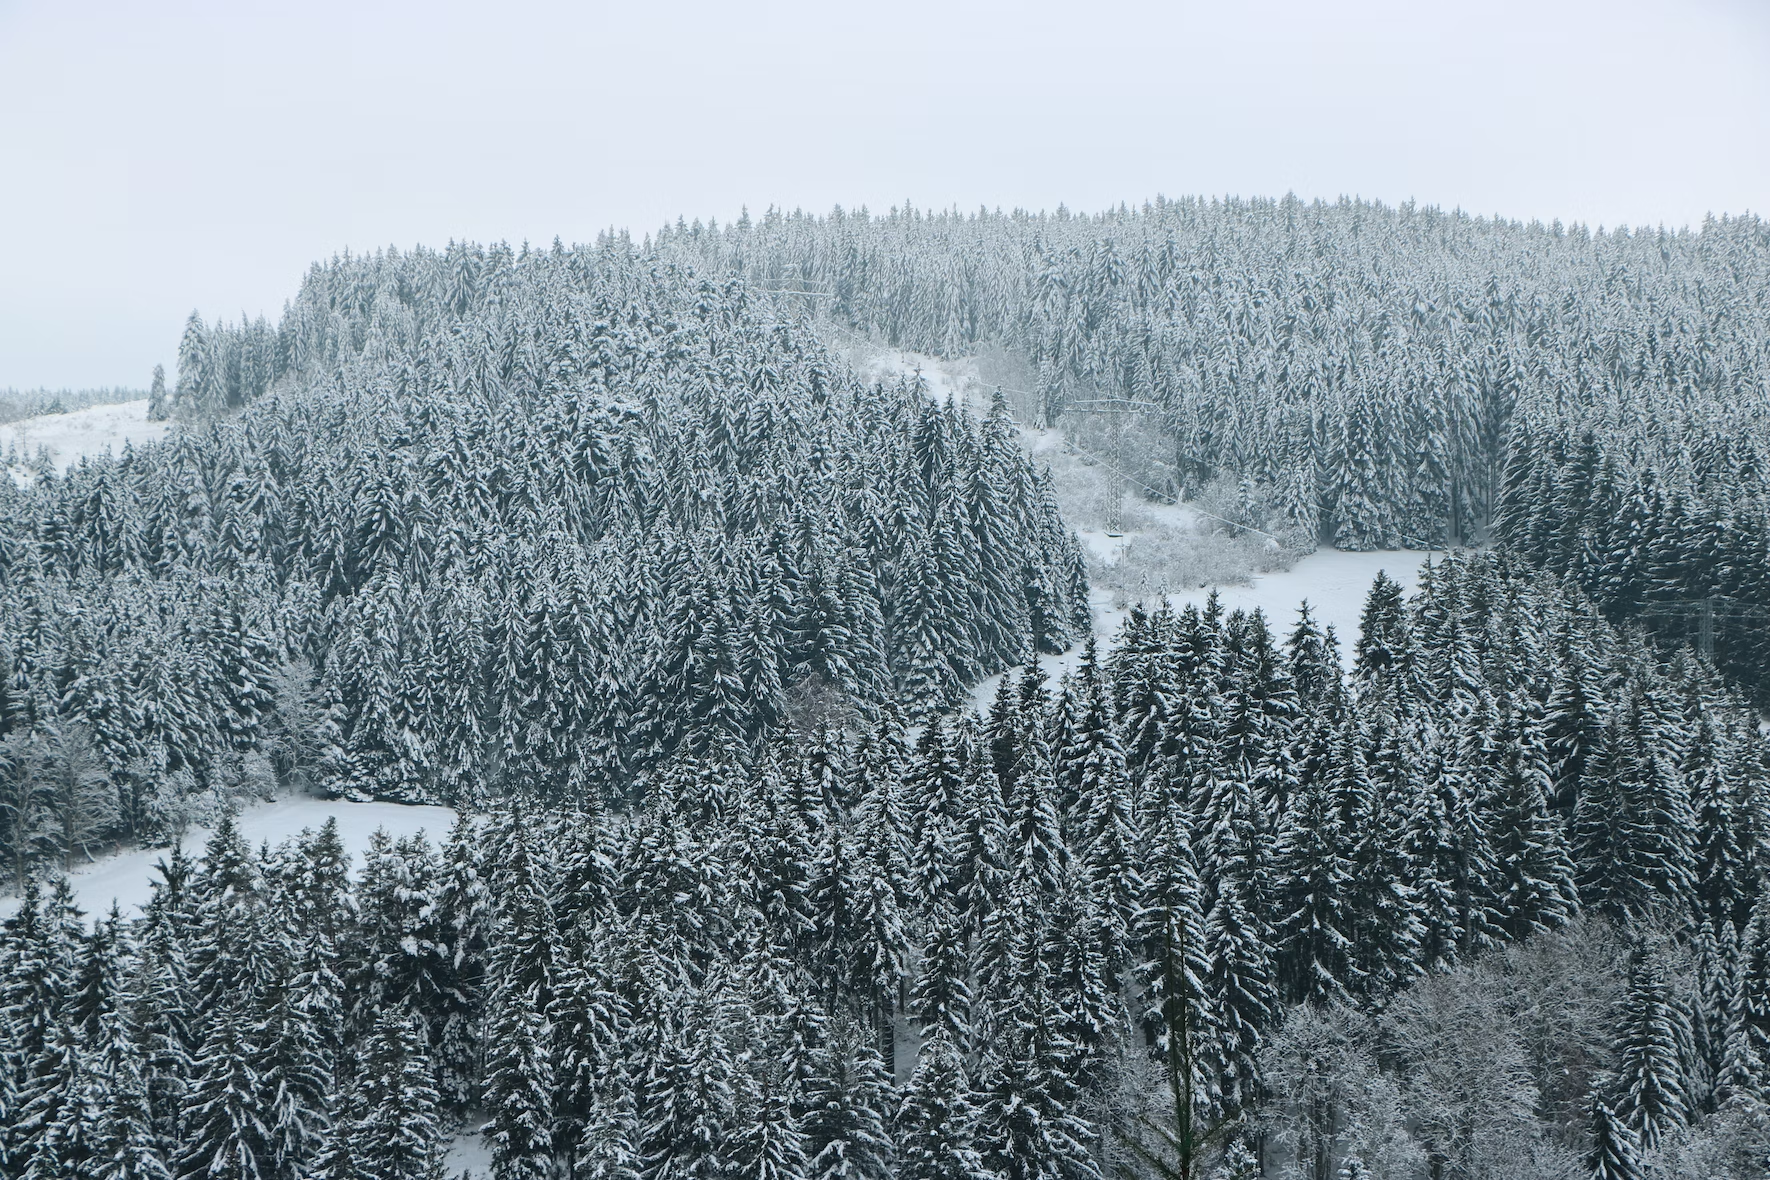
[[1633, 594, 1770, 661], [1062, 397, 1163, 532]]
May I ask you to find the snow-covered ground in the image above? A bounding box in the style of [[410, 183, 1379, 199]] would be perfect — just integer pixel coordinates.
[[1073, 499, 1209, 569], [0, 796, 458, 921], [1166, 546, 1432, 651], [838, 342, 1436, 706], [970, 545, 1436, 712], [846, 344, 990, 411], [2, 398, 170, 484], [443, 1118, 494, 1178]]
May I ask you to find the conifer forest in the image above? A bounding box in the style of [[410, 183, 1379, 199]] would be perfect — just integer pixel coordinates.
[[5, 200, 1770, 1180]]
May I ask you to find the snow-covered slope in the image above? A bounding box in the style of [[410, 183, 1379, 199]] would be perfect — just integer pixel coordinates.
[[837, 342, 1437, 704], [843, 343, 987, 410], [0, 796, 458, 921], [970, 545, 1437, 712], [2, 398, 170, 483], [1165, 546, 1431, 651]]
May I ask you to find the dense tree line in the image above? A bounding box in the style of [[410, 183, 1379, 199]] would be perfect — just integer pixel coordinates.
[[6, 553, 1768, 1178], [22, 199, 1769, 1177], [0, 244, 1087, 886], [177, 201, 1770, 701], [650, 199, 1770, 702], [1496, 425, 1770, 704]]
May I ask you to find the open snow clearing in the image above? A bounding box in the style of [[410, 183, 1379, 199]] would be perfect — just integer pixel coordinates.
[[0, 795, 457, 920], [1, 397, 171, 483]]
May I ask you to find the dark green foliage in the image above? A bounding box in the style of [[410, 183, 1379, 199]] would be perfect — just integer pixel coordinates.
[[2, 553, 1767, 1177], [661, 202, 1770, 704], [1588, 1096, 1644, 1180], [894, 1036, 991, 1180], [0, 243, 1088, 885]]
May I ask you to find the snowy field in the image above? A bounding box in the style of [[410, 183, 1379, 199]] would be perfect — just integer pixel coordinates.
[[970, 544, 1436, 713], [843, 342, 991, 412], [1, 398, 170, 483], [1165, 545, 1432, 650], [0, 796, 457, 921], [1070, 488, 1206, 566]]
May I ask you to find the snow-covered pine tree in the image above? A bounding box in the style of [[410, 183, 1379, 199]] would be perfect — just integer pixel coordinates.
[[804, 1016, 895, 1180], [1075, 690, 1140, 971], [641, 981, 738, 1180], [1587, 1095, 1644, 1180], [894, 1033, 993, 1180], [177, 999, 270, 1180], [972, 915, 1100, 1180], [1337, 714, 1422, 999], [1487, 700, 1579, 941], [484, 980, 555, 1180], [1129, 774, 1225, 1169], [910, 891, 973, 1053], [1273, 754, 1357, 1006], [345, 1009, 444, 1180], [1613, 948, 1693, 1150], [254, 946, 333, 1180], [89, 1004, 172, 1180]]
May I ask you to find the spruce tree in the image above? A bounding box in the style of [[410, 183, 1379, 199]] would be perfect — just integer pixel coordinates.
[[894, 1034, 992, 1180], [733, 1058, 810, 1180], [1076, 693, 1140, 969], [17, 1017, 97, 1180], [972, 920, 1100, 1180], [911, 892, 973, 1052], [351, 1009, 445, 1180], [90, 1006, 173, 1180], [484, 982, 555, 1180], [1351, 569, 1413, 704], [1614, 950, 1693, 1150], [435, 811, 490, 1114], [1203, 868, 1274, 1118], [576, 1084, 645, 1180], [1273, 765, 1356, 1005], [1338, 715, 1422, 998], [804, 1017, 895, 1180], [641, 984, 737, 1180], [177, 1001, 270, 1180], [1488, 702, 1579, 940], [254, 952, 332, 1180], [1587, 1096, 1644, 1180]]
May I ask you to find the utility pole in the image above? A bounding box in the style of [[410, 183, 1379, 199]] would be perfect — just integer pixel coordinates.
[[1060, 396, 1162, 534], [1633, 594, 1770, 666], [1447, 391, 1462, 548]]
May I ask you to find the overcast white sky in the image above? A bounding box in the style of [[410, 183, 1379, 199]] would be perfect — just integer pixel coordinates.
[[2, 0, 1766, 389]]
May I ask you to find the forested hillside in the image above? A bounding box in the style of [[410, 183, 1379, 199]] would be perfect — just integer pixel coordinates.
[[0, 243, 1087, 880], [5, 197, 1770, 1179], [6, 553, 1769, 1177], [648, 200, 1770, 702]]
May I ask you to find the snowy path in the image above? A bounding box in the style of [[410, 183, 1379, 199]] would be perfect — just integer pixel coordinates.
[[0, 796, 458, 921], [2, 398, 170, 483]]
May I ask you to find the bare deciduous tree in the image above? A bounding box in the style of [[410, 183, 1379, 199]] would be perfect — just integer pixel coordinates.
[[47, 722, 118, 871]]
